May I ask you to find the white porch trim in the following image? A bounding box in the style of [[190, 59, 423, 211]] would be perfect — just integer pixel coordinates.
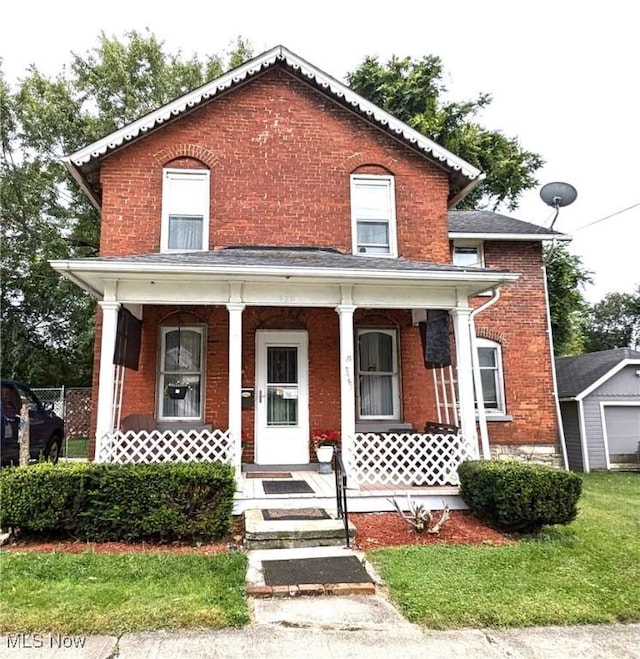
[[227, 300, 245, 486], [451, 305, 479, 458], [95, 300, 120, 461], [336, 297, 357, 486]]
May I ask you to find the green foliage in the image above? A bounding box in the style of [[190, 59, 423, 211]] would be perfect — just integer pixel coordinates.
[[584, 286, 640, 352], [457, 460, 582, 532], [0, 461, 236, 542], [0, 32, 252, 386], [347, 55, 544, 210], [544, 243, 592, 356]]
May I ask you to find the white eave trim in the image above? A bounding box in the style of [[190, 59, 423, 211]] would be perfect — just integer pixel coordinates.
[[574, 359, 640, 400], [50, 258, 518, 282], [449, 232, 572, 242], [65, 45, 481, 184]]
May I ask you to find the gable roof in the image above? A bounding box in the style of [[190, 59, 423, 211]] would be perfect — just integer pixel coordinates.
[[555, 348, 640, 400], [449, 210, 571, 242], [64, 45, 483, 209]]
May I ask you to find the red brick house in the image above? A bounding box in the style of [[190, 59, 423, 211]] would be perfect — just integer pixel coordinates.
[[51, 46, 566, 509]]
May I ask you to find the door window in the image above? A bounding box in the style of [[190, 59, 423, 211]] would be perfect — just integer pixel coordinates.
[[267, 347, 298, 426]]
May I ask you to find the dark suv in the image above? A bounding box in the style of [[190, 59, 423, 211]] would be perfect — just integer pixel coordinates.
[[1, 379, 64, 466]]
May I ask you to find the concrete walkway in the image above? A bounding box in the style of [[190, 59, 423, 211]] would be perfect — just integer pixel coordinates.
[[3, 618, 639, 658]]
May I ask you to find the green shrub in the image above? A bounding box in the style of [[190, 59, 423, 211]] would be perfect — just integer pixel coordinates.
[[457, 460, 582, 533], [0, 461, 236, 542]]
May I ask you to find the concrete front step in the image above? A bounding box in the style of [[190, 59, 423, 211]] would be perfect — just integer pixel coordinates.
[[245, 546, 378, 598], [243, 508, 356, 550]]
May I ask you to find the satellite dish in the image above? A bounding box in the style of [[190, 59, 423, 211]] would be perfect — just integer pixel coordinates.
[[540, 182, 578, 209]]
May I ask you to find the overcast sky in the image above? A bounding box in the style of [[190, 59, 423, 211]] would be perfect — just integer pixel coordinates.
[[3, 1, 638, 302]]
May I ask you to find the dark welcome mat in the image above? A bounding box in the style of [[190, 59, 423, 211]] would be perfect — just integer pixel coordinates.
[[262, 480, 314, 495], [262, 508, 330, 521], [262, 556, 373, 586], [246, 472, 293, 479]]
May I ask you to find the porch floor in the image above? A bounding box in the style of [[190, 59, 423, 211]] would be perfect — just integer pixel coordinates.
[[233, 464, 463, 514]]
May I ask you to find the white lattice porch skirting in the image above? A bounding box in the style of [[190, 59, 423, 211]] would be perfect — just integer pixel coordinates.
[[98, 429, 234, 464], [348, 432, 472, 486]]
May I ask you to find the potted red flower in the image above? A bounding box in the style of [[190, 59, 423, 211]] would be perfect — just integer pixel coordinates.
[[312, 429, 340, 473]]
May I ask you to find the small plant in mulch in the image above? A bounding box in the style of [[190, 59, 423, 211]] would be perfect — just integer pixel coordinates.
[[388, 494, 451, 534]]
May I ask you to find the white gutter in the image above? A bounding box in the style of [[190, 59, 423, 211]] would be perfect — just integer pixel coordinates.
[[470, 287, 502, 459], [449, 232, 572, 242], [543, 263, 569, 470]]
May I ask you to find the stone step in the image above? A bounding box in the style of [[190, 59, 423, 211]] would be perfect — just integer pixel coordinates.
[[243, 508, 356, 550]]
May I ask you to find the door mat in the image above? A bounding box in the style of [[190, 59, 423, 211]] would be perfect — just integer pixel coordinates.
[[246, 472, 293, 479], [262, 508, 330, 521], [262, 556, 373, 586], [262, 480, 314, 495]]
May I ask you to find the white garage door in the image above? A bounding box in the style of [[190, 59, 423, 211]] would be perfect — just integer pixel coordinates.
[[604, 406, 640, 462]]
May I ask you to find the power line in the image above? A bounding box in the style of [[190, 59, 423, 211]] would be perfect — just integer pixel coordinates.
[[571, 202, 640, 232]]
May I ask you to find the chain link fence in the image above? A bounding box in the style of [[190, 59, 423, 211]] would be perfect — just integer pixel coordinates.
[[32, 387, 92, 460]]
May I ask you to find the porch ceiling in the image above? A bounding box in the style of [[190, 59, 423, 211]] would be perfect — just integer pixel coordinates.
[[50, 247, 520, 308]]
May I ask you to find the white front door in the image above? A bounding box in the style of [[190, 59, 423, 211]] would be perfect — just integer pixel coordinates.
[[255, 330, 309, 465]]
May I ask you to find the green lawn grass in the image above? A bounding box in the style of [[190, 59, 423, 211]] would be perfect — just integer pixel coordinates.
[[368, 472, 640, 629], [63, 436, 90, 459], [0, 551, 249, 634]]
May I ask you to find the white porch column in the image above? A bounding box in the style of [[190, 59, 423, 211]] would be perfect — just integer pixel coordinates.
[[227, 302, 245, 485], [95, 300, 120, 461], [450, 306, 479, 459], [336, 302, 357, 485]]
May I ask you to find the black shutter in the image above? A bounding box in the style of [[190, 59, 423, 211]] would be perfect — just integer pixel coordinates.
[[419, 309, 451, 369], [113, 307, 142, 370]]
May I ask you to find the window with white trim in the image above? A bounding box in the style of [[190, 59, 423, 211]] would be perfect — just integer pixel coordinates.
[[453, 240, 484, 267], [357, 329, 400, 419], [476, 338, 505, 413], [158, 326, 204, 421], [161, 169, 210, 252], [351, 175, 397, 256]]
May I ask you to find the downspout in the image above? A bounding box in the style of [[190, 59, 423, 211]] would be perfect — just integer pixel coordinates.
[[542, 263, 569, 470], [470, 287, 501, 459]]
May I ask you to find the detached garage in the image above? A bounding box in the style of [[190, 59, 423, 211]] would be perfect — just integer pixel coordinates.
[[556, 348, 640, 471]]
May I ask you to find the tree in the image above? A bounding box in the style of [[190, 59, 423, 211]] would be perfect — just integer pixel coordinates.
[[0, 32, 252, 386], [584, 287, 640, 352], [347, 55, 544, 210], [543, 244, 592, 356]]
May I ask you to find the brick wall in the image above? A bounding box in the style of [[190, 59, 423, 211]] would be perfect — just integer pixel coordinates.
[[98, 67, 450, 261]]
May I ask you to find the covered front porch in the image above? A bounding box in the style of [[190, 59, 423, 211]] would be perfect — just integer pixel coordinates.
[[51, 247, 519, 505]]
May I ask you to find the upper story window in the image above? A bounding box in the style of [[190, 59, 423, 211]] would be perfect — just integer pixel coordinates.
[[453, 240, 484, 267], [476, 338, 505, 414], [161, 169, 210, 252], [350, 175, 397, 257]]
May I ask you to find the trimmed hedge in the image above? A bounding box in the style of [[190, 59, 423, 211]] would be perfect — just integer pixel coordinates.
[[458, 460, 582, 533], [0, 461, 236, 542]]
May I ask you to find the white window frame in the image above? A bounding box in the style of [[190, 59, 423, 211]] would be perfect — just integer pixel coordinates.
[[476, 338, 506, 414], [157, 325, 205, 422], [453, 240, 485, 267], [350, 174, 397, 258], [356, 328, 401, 420], [161, 168, 210, 253]]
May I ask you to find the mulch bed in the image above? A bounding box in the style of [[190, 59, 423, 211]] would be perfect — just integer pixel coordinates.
[[2, 511, 509, 554], [349, 510, 510, 551]]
